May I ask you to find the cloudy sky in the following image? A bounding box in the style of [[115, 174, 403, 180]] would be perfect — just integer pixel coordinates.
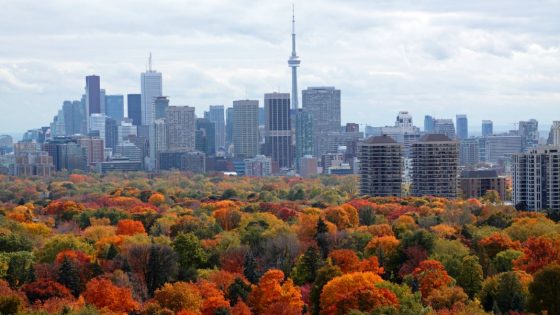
[[1, 0, 559, 136]]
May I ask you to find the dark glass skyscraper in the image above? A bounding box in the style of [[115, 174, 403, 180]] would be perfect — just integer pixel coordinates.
[[264, 93, 293, 169], [85, 75, 101, 116], [195, 118, 216, 155], [127, 94, 142, 126]]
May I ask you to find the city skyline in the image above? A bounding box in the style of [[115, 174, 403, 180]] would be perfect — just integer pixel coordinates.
[[1, 0, 560, 135]]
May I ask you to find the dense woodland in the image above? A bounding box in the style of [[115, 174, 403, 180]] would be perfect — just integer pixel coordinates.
[[0, 172, 560, 315]]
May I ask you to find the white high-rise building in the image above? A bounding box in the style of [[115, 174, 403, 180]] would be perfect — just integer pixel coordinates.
[[512, 146, 560, 211], [141, 54, 163, 126], [88, 114, 107, 147]]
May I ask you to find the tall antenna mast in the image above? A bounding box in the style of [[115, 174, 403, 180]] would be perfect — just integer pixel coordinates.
[[148, 52, 152, 71], [288, 3, 301, 110]]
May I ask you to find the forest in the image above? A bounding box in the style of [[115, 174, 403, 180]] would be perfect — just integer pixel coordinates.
[[0, 172, 559, 315]]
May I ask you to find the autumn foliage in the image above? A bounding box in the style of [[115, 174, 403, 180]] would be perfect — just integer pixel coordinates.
[[320, 272, 397, 314], [2, 172, 560, 315], [82, 278, 139, 313]]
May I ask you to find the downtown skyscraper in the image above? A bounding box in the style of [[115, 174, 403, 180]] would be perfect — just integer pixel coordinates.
[[232, 100, 259, 159], [264, 93, 293, 169], [456, 114, 468, 140], [206, 105, 226, 150], [302, 87, 341, 158], [141, 54, 163, 126]]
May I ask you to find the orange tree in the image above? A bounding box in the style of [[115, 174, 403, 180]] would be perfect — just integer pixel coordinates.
[[320, 272, 398, 315]]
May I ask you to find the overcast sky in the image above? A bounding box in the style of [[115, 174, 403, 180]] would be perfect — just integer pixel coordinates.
[[0, 0, 559, 136]]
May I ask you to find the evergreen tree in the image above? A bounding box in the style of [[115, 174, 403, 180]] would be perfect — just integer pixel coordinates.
[[243, 251, 260, 284], [146, 244, 178, 296], [57, 257, 83, 297], [226, 277, 252, 305], [105, 244, 118, 260], [292, 247, 322, 285], [315, 218, 330, 259]]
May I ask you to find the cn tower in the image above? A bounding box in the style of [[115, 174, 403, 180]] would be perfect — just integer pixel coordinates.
[[288, 5, 301, 110]]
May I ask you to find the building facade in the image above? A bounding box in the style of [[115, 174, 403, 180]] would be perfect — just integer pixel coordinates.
[[482, 120, 493, 137], [518, 119, 539, 152], [460, 169, 507, 200], [244, 155, 272, 177], [456, 114, 468, 140], [165, 106, 196, 151], [127, 94, 142, 126], [411, 134, 459, 198], [232, 100, 259, 159], [105, 95, 124, 122], [264, 93, 293, 169], [302, 87, 341, 158], [358, 135, 403, 197], [140, 67, 163, 126], [434, 119, 456, 140], [207, 105, 226, 150], [512, 146, 560, 211], [85, 75, 101, 118]]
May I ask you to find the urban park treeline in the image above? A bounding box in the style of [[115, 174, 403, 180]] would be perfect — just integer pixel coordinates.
[[0, 172, 559, 315]]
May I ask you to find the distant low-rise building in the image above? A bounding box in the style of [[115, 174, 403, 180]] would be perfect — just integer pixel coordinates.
[[460, 169, 507, 200], [158, 150, 206, 173], [244, 155, 272, 177], [96, 157, 143, 174], [299, 155, 318, 178]]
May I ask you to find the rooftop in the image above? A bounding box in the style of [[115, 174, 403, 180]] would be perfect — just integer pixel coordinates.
[[418, 134, 453, 142]]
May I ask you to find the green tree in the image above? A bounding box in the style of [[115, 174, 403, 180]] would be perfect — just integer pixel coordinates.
[[493, 249, 522, 273], [146, 244, 178, 296], [0, 234, 32, 252], [57, 257, 83, 297], [105, 244, 118, 260], [372, 282, 430, 315], [528, 264, 560, 315], [457, 255, 483, 299], [315, 218, 330, 259], [172, 233, 206, 281], [358, 206, 375, 226], [243, 251, 260, 284], [291, 246, 322, 285], [496, 272, 526, 313], [36, 235, 94, 263], [310, 261, 342, 315], [6, 252, 34, 288], [226, 277, 252, 305]]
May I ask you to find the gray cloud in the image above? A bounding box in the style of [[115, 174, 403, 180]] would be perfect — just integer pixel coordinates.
[[0, 0, 559, 135]]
